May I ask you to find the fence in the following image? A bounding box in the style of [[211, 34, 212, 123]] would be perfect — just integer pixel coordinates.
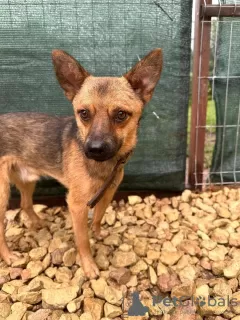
[[188, 0, 240, 189], [0, 0, 192, 197]]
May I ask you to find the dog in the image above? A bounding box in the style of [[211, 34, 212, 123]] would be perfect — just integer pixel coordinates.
[[0, 48, 163, 278]]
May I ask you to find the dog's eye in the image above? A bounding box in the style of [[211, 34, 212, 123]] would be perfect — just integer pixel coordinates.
[[115, 110, 128, 122], [79, 109, 90, 121]]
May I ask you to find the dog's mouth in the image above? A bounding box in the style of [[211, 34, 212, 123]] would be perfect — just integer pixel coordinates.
[[85, 150, 116, 162]]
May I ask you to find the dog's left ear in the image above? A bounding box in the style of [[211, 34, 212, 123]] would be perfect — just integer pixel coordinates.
[[124, 49, 163, 104], [52, 50, 90, 101]]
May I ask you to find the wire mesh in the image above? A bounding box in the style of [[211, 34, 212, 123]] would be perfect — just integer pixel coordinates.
[[191, 0, 240, 188]]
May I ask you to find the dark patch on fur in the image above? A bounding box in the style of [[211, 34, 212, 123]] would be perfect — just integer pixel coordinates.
[[63, 116, 84, 152], [96, 80, 110, 96]]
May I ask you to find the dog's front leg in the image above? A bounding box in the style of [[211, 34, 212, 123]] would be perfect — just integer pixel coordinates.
[[92, 168, 124, 237], [67, 192, 99, 279]]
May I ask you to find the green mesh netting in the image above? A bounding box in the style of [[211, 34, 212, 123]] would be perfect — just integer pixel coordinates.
[[211, 13, 240, 183], [0, 0, 192, 195]]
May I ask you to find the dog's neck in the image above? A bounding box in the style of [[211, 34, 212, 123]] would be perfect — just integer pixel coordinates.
[[87, 150, 132, 208]]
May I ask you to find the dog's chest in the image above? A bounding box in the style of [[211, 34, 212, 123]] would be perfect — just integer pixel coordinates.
[[87, 161, 115, 181]]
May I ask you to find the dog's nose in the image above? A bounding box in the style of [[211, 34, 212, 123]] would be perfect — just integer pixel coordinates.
[[85, 135, 119, 161], [85, 138, 115, 161], [87, 140, 107, 155]]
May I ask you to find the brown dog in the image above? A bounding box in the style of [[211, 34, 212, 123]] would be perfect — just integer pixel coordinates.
[[0, 48, 163, 278]]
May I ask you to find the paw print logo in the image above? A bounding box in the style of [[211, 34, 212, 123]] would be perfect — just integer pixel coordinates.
[[196, 296, 206, 307]]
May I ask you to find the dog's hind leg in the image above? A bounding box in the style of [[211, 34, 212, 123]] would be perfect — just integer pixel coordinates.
[[19, 182, 45, 229], [0, 164, 19, 264], [10, 173, 44, 229], [92, 168, 124, 237]]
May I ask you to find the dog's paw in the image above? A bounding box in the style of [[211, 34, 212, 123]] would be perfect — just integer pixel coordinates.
[[91, 222, 100, 235], [29, 217, 47, 230], [21, 210, 47, 230], [82, 258, 100, 279], [91, 223, 109, 240], [1, 250, 22, 265], [95, 229, 109, 241]]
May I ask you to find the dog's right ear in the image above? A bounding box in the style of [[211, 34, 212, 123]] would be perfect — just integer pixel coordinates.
[[124, 49, 163, 104], [52, 50, 90, 101]]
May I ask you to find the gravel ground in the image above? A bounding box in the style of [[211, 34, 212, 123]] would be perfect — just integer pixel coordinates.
[[1, 188, 240, 319]]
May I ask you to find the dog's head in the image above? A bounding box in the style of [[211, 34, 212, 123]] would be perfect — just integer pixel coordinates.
[[52, 49, 163, 162]]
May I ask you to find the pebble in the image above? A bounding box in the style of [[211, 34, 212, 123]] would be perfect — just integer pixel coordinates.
[[199, 296, 228, 315], [103, 234, 121, 246], [22, 261, 43, 280], [231, 291, 240, 314], [157, 272, 180, 292], [63, 248, 76, 267], [178, 265, 197, 282], [181, 190, 192, 202], [5, 227, 24, 241], [80, 313, 93, 320], [209, 245, 228, 261], [157, 262, 168, 275], [170, 300, 196, 320], [211, 228, 229, 244], [42, 286, 79, 309], [6, 302, 27, 320], [104, 303, 122, 318], [105, 210, 116, 226], [126, 275, 138, 287], [0, 302, 11, 318], [128, 195, 142, 205], [16, 290, 42, 304], [104, 286, 123, 306], [2, 282, 16, 295], [147, 250, 160, 260], [84, 298, 105, 320], [195, 284, 210, 297], [111, 251, 137, 268], [45, 267, 57, 279], [171, 282, 196, 298], [130, 260, 148, 274], [213, 282, 232, 297], [109, 268, 131, 285], [216, 206, 231, 218], [148, 266, 157, 285], [95, 254, 110, 270], [67, 296, 83, 313], [29, 247, 47, 260], [91, 278, 108, 299], [224, 260, 240, 278], [28, 309, 52, 320], [160, 250, 183, 265], [229, 233, 240, 247], [55, 267, 72, 283]]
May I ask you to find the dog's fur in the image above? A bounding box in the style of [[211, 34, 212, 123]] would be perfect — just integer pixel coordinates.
[[0, 49, 163, 278]]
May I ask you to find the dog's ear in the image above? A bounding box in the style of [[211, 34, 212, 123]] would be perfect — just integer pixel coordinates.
[[124, 49, 163, 104], [52, 50, 90, 101]]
